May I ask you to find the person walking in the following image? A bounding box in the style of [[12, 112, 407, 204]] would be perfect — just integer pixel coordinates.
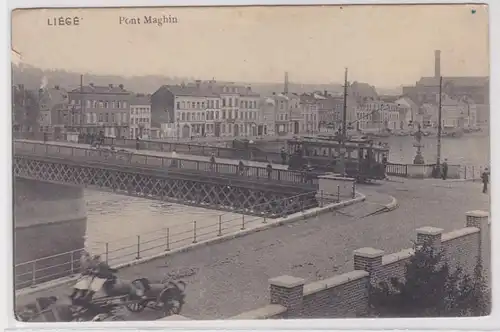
[[266, 163, 273, 180], [238, 160, 245, 176], [280, 147, 287, 165], [482, 167, 490, 194], [135, 136, 140, 150], [441, 159, 449, 180], [209, 153, 216, 172]]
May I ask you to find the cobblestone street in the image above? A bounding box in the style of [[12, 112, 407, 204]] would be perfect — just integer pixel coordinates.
[[16, 179, 489, 320]]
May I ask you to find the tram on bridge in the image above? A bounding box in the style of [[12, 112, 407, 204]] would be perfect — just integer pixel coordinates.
[[286, 135, 389, 182]]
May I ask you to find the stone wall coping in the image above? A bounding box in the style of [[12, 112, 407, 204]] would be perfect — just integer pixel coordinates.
[[353, 247, 385, 258], [466, 210, 489, 218], [229, 304, 287, 320], [442, 227, 480, 242], [318, 174, 356, 182], [382, 248, 414, 266], [416, 226, 444, 236], [269, 275, 306, 288], [303, 270, 369, 296]]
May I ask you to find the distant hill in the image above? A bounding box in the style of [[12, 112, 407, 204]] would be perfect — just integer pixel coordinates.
[[12, 63, 400, 96], [11, 64, 347, 95]]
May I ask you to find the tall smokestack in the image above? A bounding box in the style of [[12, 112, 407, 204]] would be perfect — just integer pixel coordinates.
[[284, 71, 289, 94], [434, 50, 441, 78]]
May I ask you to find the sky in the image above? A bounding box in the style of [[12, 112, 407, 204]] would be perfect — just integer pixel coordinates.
[[11, 4, 489, 88]]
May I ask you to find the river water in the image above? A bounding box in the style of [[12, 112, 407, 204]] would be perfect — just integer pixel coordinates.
[[380, 131, 489, 166], [83, 191, 244, 263], [82, 132, 489, 261]]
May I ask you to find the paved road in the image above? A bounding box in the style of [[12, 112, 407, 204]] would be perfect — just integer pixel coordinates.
[[15, 139, 290, 170], [16, 179, 489, 320]]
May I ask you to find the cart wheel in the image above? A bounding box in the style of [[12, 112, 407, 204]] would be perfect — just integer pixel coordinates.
[[126, 300, 147, 313], [163, 299, 184, 316]]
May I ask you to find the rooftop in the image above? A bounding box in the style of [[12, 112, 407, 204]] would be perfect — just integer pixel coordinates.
[[70, 84, 130, 95], [158, 82, 260, 98], [130, 94, 151, 105], [417, 76, 489, 88]]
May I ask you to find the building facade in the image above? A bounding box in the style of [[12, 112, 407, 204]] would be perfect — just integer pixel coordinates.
[[68, 83, 132, 137], [299, 94, 320, 135], [151, 81, 262, 139], [37, 86, 70, 135], [129, 95, 151, 139]]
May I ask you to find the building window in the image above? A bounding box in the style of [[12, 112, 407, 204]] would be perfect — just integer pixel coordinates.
[[123, 102, 127, 108], [202, 102, 205, 109], [215, 111, 219, 120], [222, 110, 226, 119], [177, 102, 180, 109], [181, 112, 185, 121], [216, 100, 220, 108]]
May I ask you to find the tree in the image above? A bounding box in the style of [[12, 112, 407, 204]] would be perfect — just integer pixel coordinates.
[[369, 242, 490, 317]]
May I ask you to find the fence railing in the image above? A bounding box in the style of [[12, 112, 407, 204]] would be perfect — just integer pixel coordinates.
[[14, 141, 318, 187], [14, 189, 354, 290], [14, 132, 282, 164], [386, 162, 487, 180]]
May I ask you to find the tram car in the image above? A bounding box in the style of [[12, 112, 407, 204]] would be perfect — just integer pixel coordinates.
[[287, 136, 389, 182]]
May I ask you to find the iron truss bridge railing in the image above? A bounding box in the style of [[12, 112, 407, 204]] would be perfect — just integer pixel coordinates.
[[14, 142, 318, 218]]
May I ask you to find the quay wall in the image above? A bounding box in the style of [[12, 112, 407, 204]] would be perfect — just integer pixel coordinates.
[[228, 210, 489, 319], [14, 178, 87, 289]]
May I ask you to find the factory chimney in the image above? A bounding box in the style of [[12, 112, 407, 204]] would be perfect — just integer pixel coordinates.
[[284, 71, 289, 94], [434, 50, 441, 78]]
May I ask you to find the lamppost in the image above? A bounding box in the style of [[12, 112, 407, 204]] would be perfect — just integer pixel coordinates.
[[176, 118, 180, 140], [413, 123, 425, 164]]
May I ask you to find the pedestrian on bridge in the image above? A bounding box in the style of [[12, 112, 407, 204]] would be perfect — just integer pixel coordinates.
[[209, 153, 216, 172], [280, 147, 287, 165], [238, 160, 246, 176], [266, 163, 273, 180], [135, 137, 140, 150]]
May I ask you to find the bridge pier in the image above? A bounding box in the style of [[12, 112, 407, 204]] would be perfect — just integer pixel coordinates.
[[14, 178, 87, 289]]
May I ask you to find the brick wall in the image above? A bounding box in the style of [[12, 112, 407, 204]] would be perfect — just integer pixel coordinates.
[[230, 210, 489, 319]]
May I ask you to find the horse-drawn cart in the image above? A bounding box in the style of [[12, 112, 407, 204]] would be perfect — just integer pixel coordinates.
[[16, 272, 187, 322]]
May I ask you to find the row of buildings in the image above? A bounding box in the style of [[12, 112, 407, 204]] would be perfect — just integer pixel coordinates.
[[12, 83, 153, 139], [12, 51, 488, 140]]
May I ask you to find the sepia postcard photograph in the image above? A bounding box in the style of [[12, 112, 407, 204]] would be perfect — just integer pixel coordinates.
[[10, 3, 491, 323]]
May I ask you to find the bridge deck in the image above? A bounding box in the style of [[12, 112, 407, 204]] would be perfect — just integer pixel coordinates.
[[15, 140, 316, 189], [17, 139, 289, 170]]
